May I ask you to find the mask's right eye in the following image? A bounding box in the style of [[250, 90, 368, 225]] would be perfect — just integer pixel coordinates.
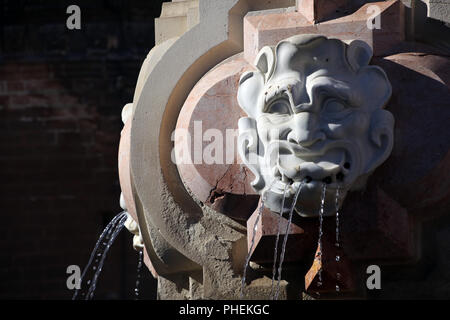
[[265, 99, 292, 115]]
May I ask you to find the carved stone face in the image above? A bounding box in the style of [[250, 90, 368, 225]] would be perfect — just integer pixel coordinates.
[[237, 35, 394, 217]]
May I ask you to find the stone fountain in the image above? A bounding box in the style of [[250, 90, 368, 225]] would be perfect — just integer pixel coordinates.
[[117, 0, 450, 299]]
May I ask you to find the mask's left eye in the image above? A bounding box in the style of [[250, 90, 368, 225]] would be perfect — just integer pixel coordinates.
[[321, 98, 351, 121], [266, 99, 291, 115], [323, 99, 346, 113]]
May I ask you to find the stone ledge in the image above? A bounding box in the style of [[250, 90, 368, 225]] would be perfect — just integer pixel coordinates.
[[244, 0, 405, 63]]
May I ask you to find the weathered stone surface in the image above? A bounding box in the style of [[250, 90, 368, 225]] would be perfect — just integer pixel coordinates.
[[427, 0, 450, 24], [155, 0, 199, 45], [160, 0, 199, 18], [242, 276, 288, 300], [157, 274, 190, 300]]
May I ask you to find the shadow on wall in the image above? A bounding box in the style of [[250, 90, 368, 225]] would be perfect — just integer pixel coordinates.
[[359, 53, 450, 298], [414, 0, 450, 54]]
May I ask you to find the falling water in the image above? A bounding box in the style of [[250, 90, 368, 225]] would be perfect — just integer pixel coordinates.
[[72, 211, 128, 300], [85, 213, 128, 300], [72, 211, 127, 300], [134, 250, 144, 300], [335, 187, 341, 293], [269, 183, 288, 299], [317, 183, 327, 288], [274, 182, 304, 300], [335, 187, 340, 248]]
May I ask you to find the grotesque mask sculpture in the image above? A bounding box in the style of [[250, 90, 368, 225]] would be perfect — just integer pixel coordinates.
[[237, 35, 394, 216]]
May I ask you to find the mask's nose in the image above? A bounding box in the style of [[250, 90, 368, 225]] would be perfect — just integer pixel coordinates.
[[287, 112, 325, 147]]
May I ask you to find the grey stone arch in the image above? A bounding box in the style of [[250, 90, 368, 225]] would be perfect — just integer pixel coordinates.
[[130, 0, 296, 299]]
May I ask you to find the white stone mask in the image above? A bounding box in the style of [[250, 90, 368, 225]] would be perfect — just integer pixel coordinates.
[[237, 35, 394, 217]]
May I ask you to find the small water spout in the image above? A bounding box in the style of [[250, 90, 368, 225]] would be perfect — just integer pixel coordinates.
[[85, 213, 128, 300], [335, 187, 340, 248], [269, 183, 288, 299], [335, 187, 341, 293], [317, 183, 327, 288], [72, 211, 127, 300], [274, 182, 304, 300], [135, 249, 144, 300], [72, 211, 128, 300]]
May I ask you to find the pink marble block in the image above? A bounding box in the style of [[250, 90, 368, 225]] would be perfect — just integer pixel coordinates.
[[175, 53, 260, 222], [304, 241, 356, 295], [297, 0, 352, 23], [246, 201, 316, 264], [244, 0, 405, 63]]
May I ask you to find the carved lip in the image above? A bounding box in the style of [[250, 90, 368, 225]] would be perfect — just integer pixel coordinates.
[[266, 140, 360, 190]]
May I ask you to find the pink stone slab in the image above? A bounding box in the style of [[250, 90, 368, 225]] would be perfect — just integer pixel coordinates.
[[304, 242, 356, 295], [246, 201, 316, 263], [244, 0, 404, 63], [297, 0, 351, 23], [175, 53, 259, 219]]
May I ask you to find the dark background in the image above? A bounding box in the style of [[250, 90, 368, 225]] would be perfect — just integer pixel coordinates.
[[0, 0, 165, 299]]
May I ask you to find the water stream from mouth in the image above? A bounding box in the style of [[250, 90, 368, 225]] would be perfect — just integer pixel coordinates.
[[274, 182, 304, 300], [72, 211, 127, 300], [269, 183, 288, 299], [317, 183, 327, 288], [84, 213, 128, 300], [335, 187, 341, 292], [134, 249, 144, 300]]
